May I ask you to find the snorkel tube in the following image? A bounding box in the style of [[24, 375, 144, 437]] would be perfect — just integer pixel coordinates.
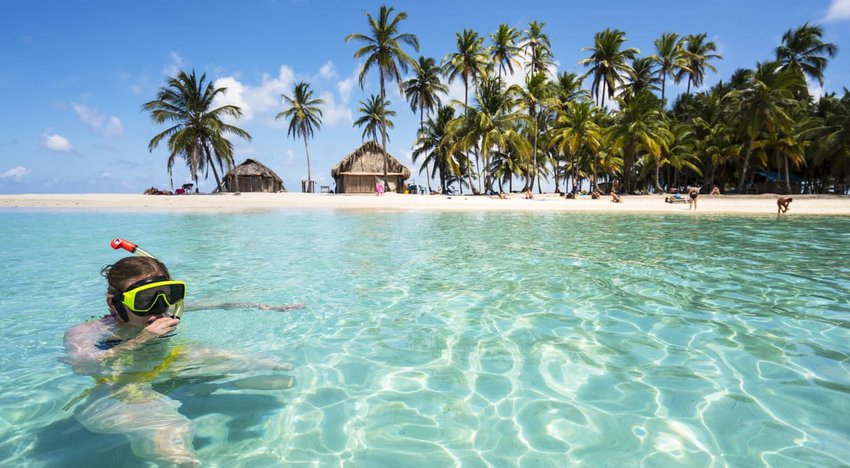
[[110, 238, 184, 319]]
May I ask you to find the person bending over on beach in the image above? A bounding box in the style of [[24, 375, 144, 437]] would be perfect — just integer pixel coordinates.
[[63, 240, 301, 465], [523, 189, 534, 199], [777, 196, 793, 214], [611, 192, 622, 203], [688, 186, 700, 210], [710, 185, 720, 195]]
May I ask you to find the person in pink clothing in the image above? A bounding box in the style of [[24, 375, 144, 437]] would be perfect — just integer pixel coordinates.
[[375, 181, 384, 196]]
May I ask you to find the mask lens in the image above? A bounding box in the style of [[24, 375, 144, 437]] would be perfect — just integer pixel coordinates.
[[126, 282, 186, 313]]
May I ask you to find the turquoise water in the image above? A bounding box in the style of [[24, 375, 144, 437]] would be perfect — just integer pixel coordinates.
[[1, 210, 849, 466]]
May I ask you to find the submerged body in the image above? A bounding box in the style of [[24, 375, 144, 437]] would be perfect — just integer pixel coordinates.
[[62, 248, 299, 465]]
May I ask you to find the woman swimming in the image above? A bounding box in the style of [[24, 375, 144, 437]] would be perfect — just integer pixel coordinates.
[[64, 240, 300, 465]]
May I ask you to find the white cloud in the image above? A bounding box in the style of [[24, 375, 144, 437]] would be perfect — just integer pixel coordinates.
[[72, 104, 124, 137], [162, 51, 184, 76], [825, 0, 850, 21], [319, 61, 337, 79], [1, 166, 28, 181], [41, 133, 73, 152], [213, 65, 295, 121], [319, 91, 353, 127], [337, 65, 361, 104]]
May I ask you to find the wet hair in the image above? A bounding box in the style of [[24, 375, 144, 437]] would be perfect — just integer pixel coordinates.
[[101, 256, 170, 293]]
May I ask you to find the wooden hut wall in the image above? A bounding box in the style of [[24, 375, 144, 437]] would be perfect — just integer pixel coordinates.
[[341, 175, 374, 193], [226, 175, 280, 193]]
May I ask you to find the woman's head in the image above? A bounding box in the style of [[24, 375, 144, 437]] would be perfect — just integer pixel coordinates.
[[103, 257, 171, 324], [102, 256, 170, 292]]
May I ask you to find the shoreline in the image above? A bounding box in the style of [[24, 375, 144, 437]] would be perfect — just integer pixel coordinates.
[[1, 193, 849, 215]]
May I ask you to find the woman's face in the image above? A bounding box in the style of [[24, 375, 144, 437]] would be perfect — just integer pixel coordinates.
[[108, 273, 170, 326]]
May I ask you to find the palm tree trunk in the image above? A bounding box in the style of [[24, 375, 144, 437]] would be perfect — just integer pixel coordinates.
[[654, 158, 664, 193], [661, 70, 667, 104], [379, 72, 389, 191], [205, 148, 223, 193], [736, 137, 754, 193], [420, 107, 432, 193], [303, 136, 313, 193]]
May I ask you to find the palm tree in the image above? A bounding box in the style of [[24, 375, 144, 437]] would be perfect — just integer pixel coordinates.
[[404, 56, 447, 191], [521, 21, 554, 76], [678, 33, 722, 95], [620, 57, 661, 99], [512, 72, 552, 191], [276, 82, 324, 193], [651, 32, 689, 104], [443, 28, 488, 192], [413, 105, 460, 193], [346, 5, 419, 183], [727, 61, 804, 192], [549, 100, 603, 192], [607, 90, 670, 193], [489, 24, 522, 79], [143, 70, 251, 192], [354, 94, 395, 143], [459, 77, 530, 193], [775, 23, 838, 87], [578, 29, 639, 108]]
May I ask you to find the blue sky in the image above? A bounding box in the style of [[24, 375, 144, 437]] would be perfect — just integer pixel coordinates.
[[2, 0, 850, 194]]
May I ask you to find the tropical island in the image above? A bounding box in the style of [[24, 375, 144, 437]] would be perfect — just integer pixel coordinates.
[[134, 6, 848, 199]]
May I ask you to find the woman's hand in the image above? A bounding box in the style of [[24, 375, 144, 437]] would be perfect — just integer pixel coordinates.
[[139, 317, 180, 341]]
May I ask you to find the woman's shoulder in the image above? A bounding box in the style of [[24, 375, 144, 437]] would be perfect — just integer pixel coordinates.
[[65, 315, 117, 339]]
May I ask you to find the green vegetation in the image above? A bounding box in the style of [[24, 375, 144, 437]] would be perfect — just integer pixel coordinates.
[[146, 6, 847, 196]]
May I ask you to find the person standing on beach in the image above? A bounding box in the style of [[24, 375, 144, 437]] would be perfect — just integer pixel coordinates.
[[688, 186, 700, 210], [375, 180, 384, 196], [777, 196, 792, 214]]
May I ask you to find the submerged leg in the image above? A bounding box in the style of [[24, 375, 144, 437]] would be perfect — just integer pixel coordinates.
[[74, 383, 199, 465]]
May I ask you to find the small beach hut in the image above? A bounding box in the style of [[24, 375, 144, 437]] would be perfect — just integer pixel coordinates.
[[331, 141, 411, 193], [223, 159, 285, 193]]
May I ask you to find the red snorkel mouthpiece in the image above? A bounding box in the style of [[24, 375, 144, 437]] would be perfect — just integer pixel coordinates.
[[110, 238, 155, 259], [111, 238, 138, 254]]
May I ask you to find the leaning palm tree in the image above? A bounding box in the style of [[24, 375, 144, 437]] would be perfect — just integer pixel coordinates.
[[354, 94, 396, 143], [489, 24, 522, 79], [404, 56, 447, 192], [346, 5, 419, 183], [775, 23, 838, 87], [521, 21, 554, 76], [276, 82, 324, 193], [650, 32, 689, 104], [578, 29, 639, 108], [144, 70, 251, 192], [728, 61, 804, 192], [677, 33, 722, 95]]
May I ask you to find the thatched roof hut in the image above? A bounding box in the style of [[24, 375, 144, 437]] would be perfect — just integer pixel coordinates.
[[223, 159, 285, 193], [331, 141, 411, 193]]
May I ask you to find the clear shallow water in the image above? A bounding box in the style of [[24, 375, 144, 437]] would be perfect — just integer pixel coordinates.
[[1, 210, 849, 466]]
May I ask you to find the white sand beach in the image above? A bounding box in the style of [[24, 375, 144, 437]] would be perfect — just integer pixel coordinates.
[[2, 192, 849, 215]]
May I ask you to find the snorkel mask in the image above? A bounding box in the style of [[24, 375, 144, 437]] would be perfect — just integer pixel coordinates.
[[110, 238, 185, 321]]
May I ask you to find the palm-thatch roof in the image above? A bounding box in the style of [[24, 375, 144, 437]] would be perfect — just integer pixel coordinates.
[[223, 159, 285, 192], [331, 140, 411, 179]]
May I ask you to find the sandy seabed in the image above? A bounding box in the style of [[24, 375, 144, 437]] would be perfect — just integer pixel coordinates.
[[1, 192, 849, 216]]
